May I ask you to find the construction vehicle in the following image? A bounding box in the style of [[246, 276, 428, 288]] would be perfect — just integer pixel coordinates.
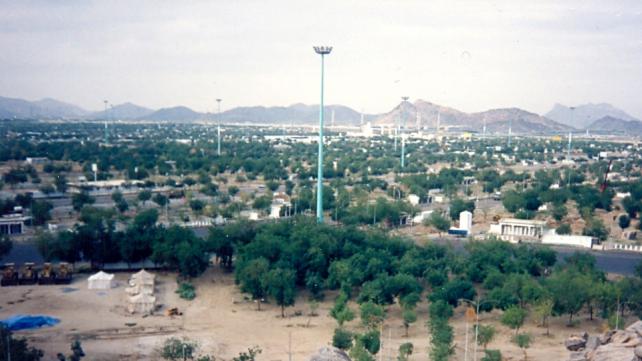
[[38, 262, 56, 285], [55, 262, 73, 284], [1, 263, 19, 286], [19, 262, 38, 285]]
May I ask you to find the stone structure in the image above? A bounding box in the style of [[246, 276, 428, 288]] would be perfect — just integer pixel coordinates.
[[565, 321, 642, 361]]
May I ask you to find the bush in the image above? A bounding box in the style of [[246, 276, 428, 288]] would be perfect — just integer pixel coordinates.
[[332, 328, 353, 350], [176, 282, 196, 300], [481, 349, 502, 361]]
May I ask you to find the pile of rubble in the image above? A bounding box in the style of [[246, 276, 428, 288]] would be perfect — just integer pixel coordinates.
[[566, 321, 642, 361]]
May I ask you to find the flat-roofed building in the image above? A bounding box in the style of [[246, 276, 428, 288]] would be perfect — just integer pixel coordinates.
[[0, 214, 31, 235], [489, 218, 546, 243]]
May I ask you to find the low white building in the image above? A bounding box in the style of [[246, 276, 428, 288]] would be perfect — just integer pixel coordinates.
[[407, 194, 420, 206], [0, 214, 31, 236], [412, 210, 433, 224], [488, 218, 546, 243]]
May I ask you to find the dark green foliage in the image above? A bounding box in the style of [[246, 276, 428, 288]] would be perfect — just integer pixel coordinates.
[[500, 306, 527, 334], [71, 191, 95, 211], [31, 200, 53, 225], [137, 189, 152, 204], [449, 198, 475, 221], [427, 300, 454, 361], [397, 343, 413, 361], [481, 349, 502, 361], [0, 325, 44, 361], [176, 282, 196, 300], [0, 235, 12, 259], [556, 223, 571, 235], [332, 328, 353, 350], [232, 347, 262, 361], [357, 330, 381, 355], [429, 279, 476, 306], [159, 338, 198, 360], [266, 267, 297, 317], [618, 214, 631, 229]]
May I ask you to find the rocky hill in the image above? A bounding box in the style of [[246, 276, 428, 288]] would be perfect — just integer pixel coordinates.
[[587, 116, 642, 135], [546, 103, 638, 129], [375, 99, 572, 134]]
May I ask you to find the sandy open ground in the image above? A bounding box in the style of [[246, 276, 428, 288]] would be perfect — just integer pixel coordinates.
[[0, 266, 624, 361]]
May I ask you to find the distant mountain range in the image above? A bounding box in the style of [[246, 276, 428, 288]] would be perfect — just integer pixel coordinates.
[[545, 103, 638, 129], [90, 102, 154, 120], [2, 95, 642, 135], [375, 100, 571, 134], [0, 96, 89, 119], [588, 116, 642, 135]]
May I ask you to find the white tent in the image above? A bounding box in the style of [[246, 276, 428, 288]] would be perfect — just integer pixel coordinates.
[[127, 293, 156, 314], [131, 269, 155, 286], [87, 271, 115, 290]]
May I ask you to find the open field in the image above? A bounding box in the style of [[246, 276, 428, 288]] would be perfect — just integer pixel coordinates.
[[1, 266, 629, 361]]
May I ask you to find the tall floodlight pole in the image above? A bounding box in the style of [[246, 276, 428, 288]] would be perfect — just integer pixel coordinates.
[[401, 96, 409, 168], [313, 46, 332, 223], [103, 100, 108, 143], [216, 99, 222, 156]]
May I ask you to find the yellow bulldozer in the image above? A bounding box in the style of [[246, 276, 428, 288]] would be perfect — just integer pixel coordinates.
[[1, 263, 19, 286]]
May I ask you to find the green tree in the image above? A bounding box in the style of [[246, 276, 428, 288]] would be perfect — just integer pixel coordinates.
[[237, 258, 269, 310], [532, 298, 554, 336], [449, 198, 475, 221], [552, 204, 567, 222], [425, 212, 451, 236], [153, 193, 168, 207], [138, 190, 152, 205], [622, 196, 639, 218], [618, 214, 631, 230], [332, 328, 353, 350], [582, 217, 608, 241], [502, 191, 526, 213], [556, 223, 571, 235], [159, 337, 198, 360], [513, 333, 531, 361], [397, 343, 413, 361], [501, 306, 527, 335], [476, 324, 496, 350], [330, 292, 355, 326], [402, 308, 417, 337], [266, 267, 297, 317], [31, 200, 53, 226], [360, 301, 385, 329], [0, 325, 44, 361], [546, 269, 590, 325], [71, 191, 95, 211], [357, 330, 381, 355], [481, 350, 502, 361]]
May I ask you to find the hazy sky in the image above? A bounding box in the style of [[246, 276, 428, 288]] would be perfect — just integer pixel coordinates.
[[1, 1, 641, 117]]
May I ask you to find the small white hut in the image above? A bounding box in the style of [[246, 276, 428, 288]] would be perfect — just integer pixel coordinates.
[[87, 271, 115, 290]]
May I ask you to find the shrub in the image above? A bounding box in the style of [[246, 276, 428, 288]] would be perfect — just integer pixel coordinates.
[[176, 282, 196, 300]]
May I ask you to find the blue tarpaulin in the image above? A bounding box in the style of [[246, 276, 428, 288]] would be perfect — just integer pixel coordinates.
[[0, 315, 60, 331]]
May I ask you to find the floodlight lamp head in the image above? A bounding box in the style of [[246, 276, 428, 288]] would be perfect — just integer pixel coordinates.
[[216, 99, 222, 103], [313, 46, 333, 55], [401, 96, 409, 102]]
